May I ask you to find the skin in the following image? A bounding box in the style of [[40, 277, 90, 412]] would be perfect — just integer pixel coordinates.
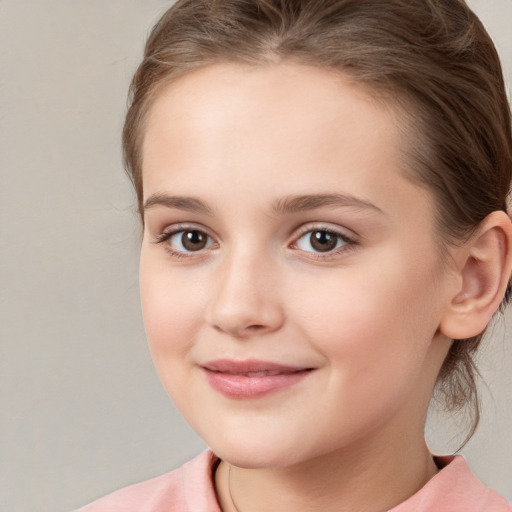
[[139, 63, 507, 511]]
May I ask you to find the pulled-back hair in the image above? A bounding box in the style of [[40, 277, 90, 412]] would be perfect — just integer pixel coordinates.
[[123, 0, 512, 441]]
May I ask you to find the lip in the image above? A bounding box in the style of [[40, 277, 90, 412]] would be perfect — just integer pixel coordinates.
[[201, 359, 314, 399]]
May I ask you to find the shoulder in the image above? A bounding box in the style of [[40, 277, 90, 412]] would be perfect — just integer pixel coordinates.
[[391, 455, 512, 512], [74, 450, 221, 512]]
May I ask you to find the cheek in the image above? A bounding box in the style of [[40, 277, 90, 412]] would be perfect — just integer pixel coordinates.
[[290, 251, 442, 380], [139, 264, 211, 416], [291, 264, 441, 438], [139, 257, 205, 365]]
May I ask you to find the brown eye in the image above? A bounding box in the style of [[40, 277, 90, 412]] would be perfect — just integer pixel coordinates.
[[181, 230, 208, 251], [310, 231, 338, 252], [160, 228, 215, 254], [295, 229, 350, 254]]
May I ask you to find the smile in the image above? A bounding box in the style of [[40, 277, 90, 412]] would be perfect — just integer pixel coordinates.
[[201, 359, 314, 399]]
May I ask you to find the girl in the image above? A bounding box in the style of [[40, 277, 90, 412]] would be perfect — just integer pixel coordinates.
[[78, 0, 512, 510]]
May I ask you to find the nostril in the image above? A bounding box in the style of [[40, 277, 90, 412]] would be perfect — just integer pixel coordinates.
[[212, 322, 270, 336], [247, 324, 266, 331]]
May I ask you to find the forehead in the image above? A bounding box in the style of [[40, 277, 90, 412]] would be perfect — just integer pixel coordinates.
[[141, 62, 430, 224], [144, 63, 398, 146]]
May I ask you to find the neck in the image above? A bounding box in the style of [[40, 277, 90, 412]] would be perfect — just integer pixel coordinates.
[[215, 429, 438, 512]]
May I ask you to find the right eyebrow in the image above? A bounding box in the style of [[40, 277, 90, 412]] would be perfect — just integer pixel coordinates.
[[143, 193, 213, 215]]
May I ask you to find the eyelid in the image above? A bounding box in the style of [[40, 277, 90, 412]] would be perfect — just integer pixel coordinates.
[[152, 222, 215, 241], [291, 222, 358, 242]]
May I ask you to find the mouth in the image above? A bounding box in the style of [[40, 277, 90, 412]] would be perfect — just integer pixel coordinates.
[[201, 359, 314, 399]]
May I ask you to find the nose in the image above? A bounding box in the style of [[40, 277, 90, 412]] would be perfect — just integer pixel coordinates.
[[206, 249, 285, 338]]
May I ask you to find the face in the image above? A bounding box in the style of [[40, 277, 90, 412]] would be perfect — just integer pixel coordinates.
[[140, 63, 454, 469]]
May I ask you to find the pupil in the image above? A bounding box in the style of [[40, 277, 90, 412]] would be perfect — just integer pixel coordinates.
[[182, 230, 207, 251], [310, 231, 337, 252]]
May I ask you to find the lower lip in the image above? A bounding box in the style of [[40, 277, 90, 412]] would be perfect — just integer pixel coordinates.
[[203, 369, 312, 399]]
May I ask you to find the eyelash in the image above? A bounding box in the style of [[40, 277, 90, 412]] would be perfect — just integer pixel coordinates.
[[152, 224, 358, 261]]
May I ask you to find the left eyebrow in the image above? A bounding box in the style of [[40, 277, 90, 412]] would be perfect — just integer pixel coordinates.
[[271, 193, 384, 215]]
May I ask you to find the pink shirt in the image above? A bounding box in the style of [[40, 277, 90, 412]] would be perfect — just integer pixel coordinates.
[[76, 450, 511, 511]]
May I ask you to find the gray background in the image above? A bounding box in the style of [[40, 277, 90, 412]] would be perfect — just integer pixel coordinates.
[[1, 1, 511, 511]]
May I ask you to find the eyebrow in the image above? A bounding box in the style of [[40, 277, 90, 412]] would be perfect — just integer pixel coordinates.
[[271, 193, 384, 215], [143, 193, 213, 215], [142, 192, 383, 216]]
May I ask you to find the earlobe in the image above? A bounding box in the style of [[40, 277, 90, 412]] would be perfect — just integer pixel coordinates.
[[439, 211, 512, 340]]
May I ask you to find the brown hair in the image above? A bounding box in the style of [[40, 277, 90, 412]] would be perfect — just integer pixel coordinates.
[[123, 0, 512, 441]]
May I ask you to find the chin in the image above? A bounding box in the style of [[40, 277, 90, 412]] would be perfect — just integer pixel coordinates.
[[213, 445, 296, 469], [204, 429, 318, 469]]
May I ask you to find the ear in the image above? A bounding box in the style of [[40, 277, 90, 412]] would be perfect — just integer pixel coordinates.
[[439, 211, 512, 340]]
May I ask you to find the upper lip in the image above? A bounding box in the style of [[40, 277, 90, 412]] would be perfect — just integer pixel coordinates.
[[202, 359, 311, 375]]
